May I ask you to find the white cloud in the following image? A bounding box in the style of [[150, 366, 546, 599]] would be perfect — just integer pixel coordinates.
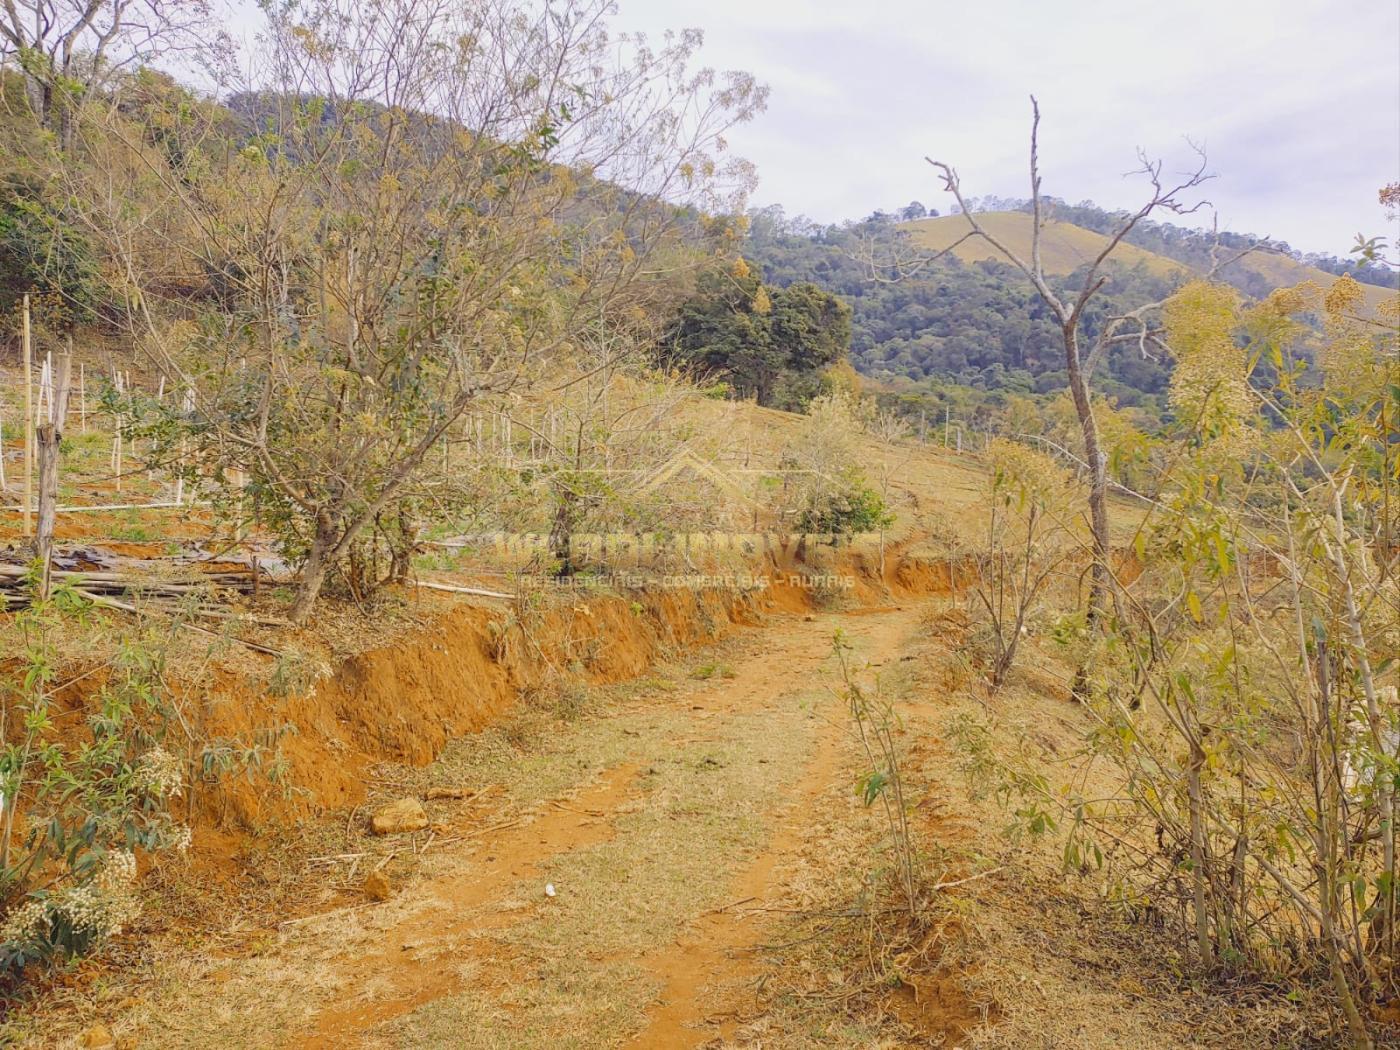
[[617, 0, 1400, 255]]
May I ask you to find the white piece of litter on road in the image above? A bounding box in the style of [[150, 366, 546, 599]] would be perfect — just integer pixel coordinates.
[[545, 883, 556, 897]]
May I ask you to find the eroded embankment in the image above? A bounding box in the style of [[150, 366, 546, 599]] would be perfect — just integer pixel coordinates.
[[189, 545, 964, 825], [201, 584, 760, 823]]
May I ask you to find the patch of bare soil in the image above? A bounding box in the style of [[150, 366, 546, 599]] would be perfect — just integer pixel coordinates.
[[300, 762, 643, 1045], [623, 609, 917, 1049]]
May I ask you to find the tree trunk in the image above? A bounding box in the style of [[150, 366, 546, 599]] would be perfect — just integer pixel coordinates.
[[1064, 326, 1111, 621], [549, 491, 578, 577], [58, 102, 74, 154], [389, 505, 416, 584], [35, 424, 61, 600], [1186, 740, 1214, 970], [21, 73, 50, 128], [290, 511, 338, 624]]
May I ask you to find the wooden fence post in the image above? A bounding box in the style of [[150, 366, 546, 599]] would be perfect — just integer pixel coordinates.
[[174, 387, 194, 505], [111, 370, 125, 492], [35, 354, 72, 599], [22, 295, 34, 537]]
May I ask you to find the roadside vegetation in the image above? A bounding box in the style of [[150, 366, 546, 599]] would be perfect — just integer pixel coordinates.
[[0, 0, 1396, 1047]]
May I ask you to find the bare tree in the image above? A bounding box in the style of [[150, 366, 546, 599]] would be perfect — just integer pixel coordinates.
[[0, 0, 223, 147], [69, 0, 764, 621], [927, 97, 1219, 619]]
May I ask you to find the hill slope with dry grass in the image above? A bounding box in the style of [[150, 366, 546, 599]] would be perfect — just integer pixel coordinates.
[[902, 210, 1395, 314], [903, 210, 1187, 278]]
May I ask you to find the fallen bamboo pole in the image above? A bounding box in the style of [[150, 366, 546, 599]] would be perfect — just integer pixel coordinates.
[[0, 564, 256, 585], [414, 580, 514, 600], [73, 590, 284, 656], [0, 500, 212, 513]]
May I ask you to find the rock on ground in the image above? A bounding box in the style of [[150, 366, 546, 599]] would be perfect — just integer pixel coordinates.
[[369, 798, 428, 836]]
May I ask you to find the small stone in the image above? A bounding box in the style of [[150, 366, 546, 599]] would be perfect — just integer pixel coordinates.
[[424, 786, 469, 800], [363, 871, 392, 901], [369, 798, 428, 836], [81, 1025, 115, 1049]]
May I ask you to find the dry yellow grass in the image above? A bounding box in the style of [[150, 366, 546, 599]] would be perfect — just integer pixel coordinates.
[[902, 211, 1186, 278], [902, 211, 1397, 317]]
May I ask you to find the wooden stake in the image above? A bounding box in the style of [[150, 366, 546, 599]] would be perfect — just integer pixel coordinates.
[[79, 360, 86, 432], [112, 370, 125, 492], [174, 387, 193, 505], [22, 294, 33, 537], [231, 467, 246, 542], [35, 354, 72, 599], [38, 354, 51, 425]]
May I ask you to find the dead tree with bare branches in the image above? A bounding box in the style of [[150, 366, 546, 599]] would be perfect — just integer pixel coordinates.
[[927, 97, 1256, 620], [0, 0, 225, 149]]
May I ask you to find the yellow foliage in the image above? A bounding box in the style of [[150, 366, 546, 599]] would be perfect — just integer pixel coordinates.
[[1261, 282, 1320, 318], [821, 360, 862, 397], [751, 285, 771, 315], [986, 438, 1075, 516], [730, 257, 751, 280], [1163, 281, 1250, 443], [1317, 277, 1394, 390], [1323, 274, 1364, 319]]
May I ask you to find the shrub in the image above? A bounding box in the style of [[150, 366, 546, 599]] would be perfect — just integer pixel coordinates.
[[0, 583, 288, 974], [796, 475, 892, 536]]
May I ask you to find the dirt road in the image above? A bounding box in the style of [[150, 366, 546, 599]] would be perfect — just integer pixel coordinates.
[[83, 603, 927, 1049]]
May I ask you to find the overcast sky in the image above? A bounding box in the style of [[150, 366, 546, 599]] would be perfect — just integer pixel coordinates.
[[217, 1, 1399, 258], [609, 0, 1400, 258]]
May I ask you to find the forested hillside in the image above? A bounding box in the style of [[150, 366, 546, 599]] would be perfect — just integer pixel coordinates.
[[744, 207, 1179, 408], [744, 202, 1396, 428]]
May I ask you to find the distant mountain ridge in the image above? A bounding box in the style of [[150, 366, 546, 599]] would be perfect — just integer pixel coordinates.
[[902, 210, 1396, 315], [743, 204, 1397, 411]]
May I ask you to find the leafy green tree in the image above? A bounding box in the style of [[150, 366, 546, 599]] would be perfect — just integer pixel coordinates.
[[0, 171, 98, 322], [664, 259, 850, 409], [768, 279, 852, 406]]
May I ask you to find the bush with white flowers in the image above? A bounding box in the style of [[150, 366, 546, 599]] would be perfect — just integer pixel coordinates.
[[0, 589, 197, 973]]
